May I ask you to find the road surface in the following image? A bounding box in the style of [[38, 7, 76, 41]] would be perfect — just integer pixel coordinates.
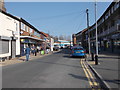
[[3, 49, 98, 88]]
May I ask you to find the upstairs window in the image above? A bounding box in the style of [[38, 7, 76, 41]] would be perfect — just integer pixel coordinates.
[[111, 20, 115, 27], [30, 28, 33, 33], [21, 23, 25, 31]]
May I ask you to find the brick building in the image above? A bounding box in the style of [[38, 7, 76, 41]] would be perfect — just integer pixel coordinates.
[[74, 1, 120, 54]]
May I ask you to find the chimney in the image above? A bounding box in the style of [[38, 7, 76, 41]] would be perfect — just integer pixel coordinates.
[[0, 0, 6, 12]]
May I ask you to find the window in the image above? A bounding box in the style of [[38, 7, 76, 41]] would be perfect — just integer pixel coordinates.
[[21, 23, 25, 31], [105, 12, 109, 19], [16, 23, 18, 31], [111, 6, 114, 14], [114, 2, 118, 11], [108, 10, 110, 17], [29, 28, 32, 33], [116, 2, 119, 8], [102, 17, 104, 23], [26, 26, 28, 32], [105, 25, 108, 31], [111, 20, 115, 27], [34, 31, 37, 36]]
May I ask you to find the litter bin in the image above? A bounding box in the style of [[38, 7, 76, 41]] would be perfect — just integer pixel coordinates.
[[41, 50, 45, 55]]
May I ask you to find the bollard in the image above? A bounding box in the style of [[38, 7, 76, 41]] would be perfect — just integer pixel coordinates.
[[91, 53, 94, 61], [95, 55, 98, 65]]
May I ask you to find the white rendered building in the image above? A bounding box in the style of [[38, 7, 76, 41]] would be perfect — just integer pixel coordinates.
[[0, 11, 20, 60]]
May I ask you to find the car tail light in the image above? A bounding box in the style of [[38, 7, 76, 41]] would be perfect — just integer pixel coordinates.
[[81, 51, 86, 53]]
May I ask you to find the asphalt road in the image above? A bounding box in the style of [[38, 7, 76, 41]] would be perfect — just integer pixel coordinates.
[[3, 49, 90, 88]]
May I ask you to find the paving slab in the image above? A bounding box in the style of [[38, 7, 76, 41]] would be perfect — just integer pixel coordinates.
[[87, 53, 120, 89]]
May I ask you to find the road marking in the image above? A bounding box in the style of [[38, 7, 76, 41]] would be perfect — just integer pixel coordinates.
[[82, 59, 98, 87], [81, 59, 93, 87], [80, 58, 100, 89]]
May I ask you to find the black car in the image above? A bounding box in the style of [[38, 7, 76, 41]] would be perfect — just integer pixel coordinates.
[[53, 45, 59, 51]]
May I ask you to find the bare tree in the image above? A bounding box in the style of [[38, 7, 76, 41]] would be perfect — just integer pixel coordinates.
[[59, 35, 64, 40], [66, 35, 71, 41], [53, 36, 58, 42]]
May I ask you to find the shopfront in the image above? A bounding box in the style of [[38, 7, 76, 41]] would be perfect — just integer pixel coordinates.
[[20, 36, 44, 56]]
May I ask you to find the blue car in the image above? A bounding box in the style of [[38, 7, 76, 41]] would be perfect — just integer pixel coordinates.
[[71, 46, 86, 57]]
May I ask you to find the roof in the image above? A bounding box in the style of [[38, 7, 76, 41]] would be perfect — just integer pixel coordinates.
[[75, 28, 88, 36], [40, 32, 49, 37], [0, 9, 20, 21], [1, 9, 55, 38]]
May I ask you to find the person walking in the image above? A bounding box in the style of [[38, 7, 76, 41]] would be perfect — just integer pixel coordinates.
[[25, 46, 31, 61]]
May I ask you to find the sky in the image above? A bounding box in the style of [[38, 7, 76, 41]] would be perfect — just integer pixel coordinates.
[[5, 2, 111, 38]]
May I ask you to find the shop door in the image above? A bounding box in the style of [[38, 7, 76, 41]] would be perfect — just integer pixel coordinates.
[[20, 43, 24, 56], [11, 40, 16, 58]]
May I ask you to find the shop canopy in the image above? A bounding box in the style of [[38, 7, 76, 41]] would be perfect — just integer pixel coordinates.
[[20, 36, 45, 42]]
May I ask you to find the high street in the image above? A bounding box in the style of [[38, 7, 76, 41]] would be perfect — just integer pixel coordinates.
[[3, 49, 99, 88]]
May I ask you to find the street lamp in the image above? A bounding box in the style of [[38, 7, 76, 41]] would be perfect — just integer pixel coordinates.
[[86, 8, 91, 56], [95, 0, 99, 65]]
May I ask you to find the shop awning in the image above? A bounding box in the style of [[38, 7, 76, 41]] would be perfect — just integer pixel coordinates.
[[20, 36, 45, 42]]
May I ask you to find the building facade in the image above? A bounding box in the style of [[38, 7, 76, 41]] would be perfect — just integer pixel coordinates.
[[74, 1, 120, 54], [0, 10, 53, 60], [20, 18, 47, 56], [0, 11, 20, 60]]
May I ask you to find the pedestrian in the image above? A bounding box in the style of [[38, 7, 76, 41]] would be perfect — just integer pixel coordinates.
[[25, 46, 31, 61], [31, 45, 35, 55], [35, 48, 37, 56]]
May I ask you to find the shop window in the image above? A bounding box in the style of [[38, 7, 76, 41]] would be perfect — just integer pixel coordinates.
[[114, 40, 120, 49]]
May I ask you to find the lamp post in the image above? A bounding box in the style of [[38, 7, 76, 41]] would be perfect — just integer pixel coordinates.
[[86, 9, 91, 55], [95, 0, 98, 65]]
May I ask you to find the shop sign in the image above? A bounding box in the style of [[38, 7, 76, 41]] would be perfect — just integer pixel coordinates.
[[24, 39, 29, 43], [29, 40, 36, 44], [111, 33, 120, 39], [103, 38, 107, 40]]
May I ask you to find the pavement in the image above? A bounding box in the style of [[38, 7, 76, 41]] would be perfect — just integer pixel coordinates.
[[86, 51, 120, 89], [0, 51, 55, 66]]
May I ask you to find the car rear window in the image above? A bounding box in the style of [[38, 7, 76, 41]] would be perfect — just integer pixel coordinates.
[[73, 48, 83, 50]]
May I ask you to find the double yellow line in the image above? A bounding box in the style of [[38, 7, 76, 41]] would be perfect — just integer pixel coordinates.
[[81, 58, 100, 89]]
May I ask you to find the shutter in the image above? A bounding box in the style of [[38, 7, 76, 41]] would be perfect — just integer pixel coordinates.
[[2, 40, 9, 54]]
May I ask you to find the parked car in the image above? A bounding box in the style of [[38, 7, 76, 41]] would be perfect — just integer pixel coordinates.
[[71, 46, 86, 57], [53, 45, 59, 51]]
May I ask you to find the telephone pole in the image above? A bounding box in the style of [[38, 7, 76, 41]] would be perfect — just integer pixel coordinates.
[[95, 0, 98, 65], [86, 9, 91, 55]]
